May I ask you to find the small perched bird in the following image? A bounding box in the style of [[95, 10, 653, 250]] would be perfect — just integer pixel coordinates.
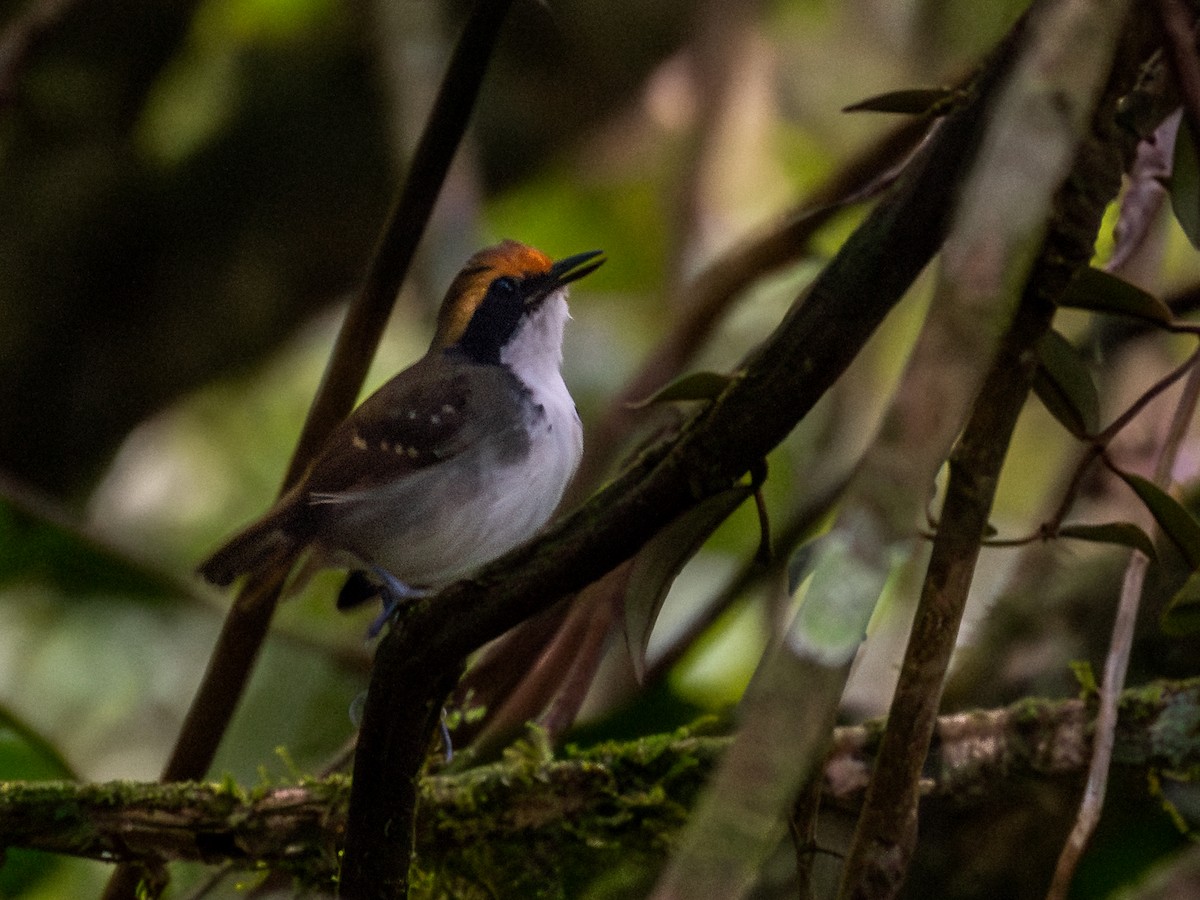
[[198, 240, 603, 624]]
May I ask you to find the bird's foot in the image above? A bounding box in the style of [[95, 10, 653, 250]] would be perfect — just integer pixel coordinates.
[[365, 565, 428, 638]]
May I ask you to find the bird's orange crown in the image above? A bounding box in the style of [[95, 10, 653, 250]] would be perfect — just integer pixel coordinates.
[[431, 240, 554, 350]]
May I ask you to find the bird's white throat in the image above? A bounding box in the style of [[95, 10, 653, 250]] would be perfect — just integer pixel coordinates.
[[501, 289, 571, 391]]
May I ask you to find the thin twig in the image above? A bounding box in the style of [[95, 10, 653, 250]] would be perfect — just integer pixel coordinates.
[[978, 342, 1200, 548], [837, 295, 1056, 900], [1047, 355, 1200, 897]]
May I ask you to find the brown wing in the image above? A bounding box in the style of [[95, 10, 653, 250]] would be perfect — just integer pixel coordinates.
[[300, 354, 521, 499]]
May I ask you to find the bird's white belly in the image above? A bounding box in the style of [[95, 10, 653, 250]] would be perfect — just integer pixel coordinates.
[[325, 391, 582, 587]]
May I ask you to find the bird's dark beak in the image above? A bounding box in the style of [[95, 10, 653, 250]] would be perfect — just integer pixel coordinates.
[[550, 249, 606, 288], [524, 250, 605, 307]]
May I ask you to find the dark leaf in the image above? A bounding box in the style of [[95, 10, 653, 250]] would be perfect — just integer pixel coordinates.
[[0, 706, 76, 781], [1058, 521, 1157, 560], [1162, 568, 1200, 636], [1170, 118, 1200, 249], [1033, 329, 1100, 438], [1115, 470, 1200, 569], [787, 537, 822, 594], [1056, 267, 1172, 326], [627, 371, 735, 409], [0, 495, 179, 600], [0, 707, 77, 896], [624, 486, 751, 682], [843, 88, 958, 116]]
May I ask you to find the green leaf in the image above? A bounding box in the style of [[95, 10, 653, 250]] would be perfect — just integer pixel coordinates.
[[0, 492, 179, 600], [0, 706, 76, 781], [1115, 470, 1200, 569], [1056, 267, 1173, 326], [624, 486, 751, 682], [1162, 568, 1200, 636], [627, 371, 735, 409], [0, 707, 77, 897], [1170, 119, 1200, 249], [1068, 659, 1098, 696], [1058, 521, 1157, 560], [1033, 329, 1100, 438], [842, 88, 958, 116]]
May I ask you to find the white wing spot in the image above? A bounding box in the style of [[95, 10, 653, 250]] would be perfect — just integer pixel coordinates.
[[407, 446, 420, 459], [352, 433, 368, 450], [406, 410, 417, 420], [430, 414, 441, 426], [379, 440, 390, 452], [441, 404, 456, 415]]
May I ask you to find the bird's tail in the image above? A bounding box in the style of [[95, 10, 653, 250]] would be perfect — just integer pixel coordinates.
[[197, 511, 300, 587]]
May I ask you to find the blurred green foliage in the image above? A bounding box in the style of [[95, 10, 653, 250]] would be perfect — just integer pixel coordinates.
[[5, 0, 1200, 896]]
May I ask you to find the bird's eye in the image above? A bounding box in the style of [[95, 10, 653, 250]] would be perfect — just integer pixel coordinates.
[[492, 276, 518, 297]]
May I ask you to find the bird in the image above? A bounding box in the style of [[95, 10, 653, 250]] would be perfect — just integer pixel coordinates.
[[198, 240, 603, 628]]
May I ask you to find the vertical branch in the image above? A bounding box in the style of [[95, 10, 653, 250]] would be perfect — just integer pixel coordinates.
[[341, 609, 466, 898], [837, 7, 1152, 896], [1156, 0, 1200, 145], [836, 297, 1054, 900]]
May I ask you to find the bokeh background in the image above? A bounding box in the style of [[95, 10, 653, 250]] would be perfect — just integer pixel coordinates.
[[5, 0, 1200, 896]]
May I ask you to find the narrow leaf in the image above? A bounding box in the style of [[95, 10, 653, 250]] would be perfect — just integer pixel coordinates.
[[0, 495, 179, 600], [1056, 267, 1173, 326], [0, 707, 77, 897], [1033, 329, 1100, 438], [624, 486, 751, 682], [0, 706, 76, 781], [1170, 118, 1200, 249], [1115, 470, 1200, 569], [1161, 568, 1200, 636], [843, 88, 958, 116], [1068, 659, 1098, 696], [1058, 521, 1157, 560], [627, 371, 735, 409]]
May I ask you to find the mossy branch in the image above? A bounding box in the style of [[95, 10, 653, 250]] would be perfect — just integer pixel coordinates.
[[5, 678, 1200, 894]]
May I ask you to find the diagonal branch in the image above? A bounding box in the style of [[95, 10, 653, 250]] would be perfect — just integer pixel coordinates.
[[341, 16, 1025, 894]]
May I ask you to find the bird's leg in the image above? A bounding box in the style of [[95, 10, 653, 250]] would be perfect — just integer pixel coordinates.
[[365, 565, 428, 638], [365, 569, 453, 761]]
